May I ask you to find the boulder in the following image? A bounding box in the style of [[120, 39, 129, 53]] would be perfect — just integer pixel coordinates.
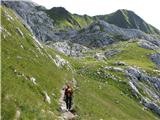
[[138, 40, 159, 50], [104, 50, 121, 58], [104, 66, 124, 72], [94, 53, 106, 60], [114, 61, 127, 66], [30, 77, 37, 85], [150, 53, 160, 68], [43, 91, 51, 104], [15, 110, 21, 119], [16, 27, 24, 37]]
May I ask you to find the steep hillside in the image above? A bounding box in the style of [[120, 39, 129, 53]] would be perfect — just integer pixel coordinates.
[[1, 1, 60, 42], [1, 6, 74, 119], [1, 1, 94, 42], [96, 9, 160, 34]]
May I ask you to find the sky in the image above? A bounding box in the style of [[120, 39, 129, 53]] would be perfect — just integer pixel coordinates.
[[31, 0, 160, 30]]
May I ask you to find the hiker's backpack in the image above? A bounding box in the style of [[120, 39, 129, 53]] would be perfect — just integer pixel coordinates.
[[65, 87, 73, 97]]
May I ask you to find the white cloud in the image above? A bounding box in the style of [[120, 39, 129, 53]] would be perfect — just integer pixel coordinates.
[[31, 0, 160, 30]]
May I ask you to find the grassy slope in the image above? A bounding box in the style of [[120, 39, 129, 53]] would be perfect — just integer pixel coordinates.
[[68, 40, 160, 119], [1, 6, 73, 119], [59, 45, 159, 119], [1, 6, 159, 120], [105, 41, 156, 70], [46, 7, 93, 30], [85, 40, 158, 71]]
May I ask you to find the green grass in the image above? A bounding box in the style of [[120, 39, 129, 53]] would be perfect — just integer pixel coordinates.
[[1, 6, 73, 119], [84, 41, 156, 71], [46, 7, 93, 30], [1, 6, 160, 120], [74, 73, 158, 120], [96, 9, 160, 35], [106, 42, 156, 70], [68, 40, 159, 119]]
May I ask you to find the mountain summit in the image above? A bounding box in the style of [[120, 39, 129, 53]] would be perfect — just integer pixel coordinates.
[[46, 7, 94, 29], [96, 9, 160, 34]]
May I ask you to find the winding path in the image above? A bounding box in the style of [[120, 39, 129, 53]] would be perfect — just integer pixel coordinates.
[[59, 88, 76, 120]]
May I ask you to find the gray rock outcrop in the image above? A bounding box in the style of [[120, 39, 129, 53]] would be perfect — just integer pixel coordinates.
[[150, 53, 160, 68], [126, 67, 160, 115], [2, 1, 60, 42], [94, 53, 106, 60], [70, 20, 160, 48], [104, 50, 121, 58], [138, 40, 160, 50], [47, 41, 89, 57], [2, 1, 160, 49]]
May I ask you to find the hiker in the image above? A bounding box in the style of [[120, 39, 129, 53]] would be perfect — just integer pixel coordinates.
[[64, 84, 73, 111]]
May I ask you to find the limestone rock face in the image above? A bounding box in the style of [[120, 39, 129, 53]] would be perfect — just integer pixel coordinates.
[[138, 40, 160, 50], [47, 41, 89, 57], [2, 1, 160, 49], [150, 53, 160, 68], [126, 67, 160, 115], [70, 20, 160, 48], [2, 1, 60, 42]]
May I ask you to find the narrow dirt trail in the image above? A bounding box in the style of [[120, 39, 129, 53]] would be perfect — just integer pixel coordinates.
[[58, 87, 76, 120]]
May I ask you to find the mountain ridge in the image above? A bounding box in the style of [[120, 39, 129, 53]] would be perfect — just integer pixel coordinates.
[[95, 9, 160, 35], [2, 1, 160, 35], [1, 1, 160, 119]]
